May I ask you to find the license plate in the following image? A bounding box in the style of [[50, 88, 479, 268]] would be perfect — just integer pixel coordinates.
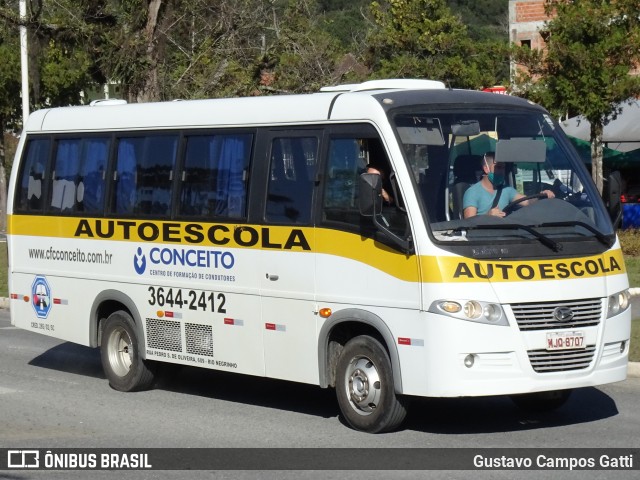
[[546, 331, 585, 351]]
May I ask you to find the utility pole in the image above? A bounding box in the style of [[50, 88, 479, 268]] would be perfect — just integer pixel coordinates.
[[20, 0, 29, 125]]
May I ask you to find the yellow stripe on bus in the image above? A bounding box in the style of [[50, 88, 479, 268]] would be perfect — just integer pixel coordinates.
[[419, 251, 626, 283], [8, 215, 626, 283]]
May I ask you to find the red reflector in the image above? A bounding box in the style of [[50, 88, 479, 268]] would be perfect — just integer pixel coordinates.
[[265, 323, 276, 330], [10, 294, 18, 299], [398, 337, 411, 345], [224, 318, 234, 325], [165, 311, 174, 318], [53, 298, 61, 304]]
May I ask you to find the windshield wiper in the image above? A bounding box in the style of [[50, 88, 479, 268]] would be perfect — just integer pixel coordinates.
[[453, 224, 562, 252], [537, 221, 613, 247]]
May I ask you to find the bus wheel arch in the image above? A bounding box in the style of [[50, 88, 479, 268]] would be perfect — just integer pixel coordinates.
[[90, 290, 144, 351], [318, 309, 407, 432], [319, 309, 402, 393], [90, 290, 156, 391]]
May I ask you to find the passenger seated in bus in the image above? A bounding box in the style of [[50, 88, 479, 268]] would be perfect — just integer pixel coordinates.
[[463, 151, 554, 218], [367, 164, 394, 205], [364, 138, 397, 207]]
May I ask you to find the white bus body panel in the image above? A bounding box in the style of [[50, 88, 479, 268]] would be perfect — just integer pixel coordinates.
[[7, 85, 631, 404]]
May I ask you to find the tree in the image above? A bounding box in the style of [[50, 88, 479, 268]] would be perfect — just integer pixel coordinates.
[[266, 0, 345, 93], [0, 0, 103, 109], [161, 0, 274, 99], [446, 0, 508, 42], [365, 0, 509, 89], [513, 0, 640, 194], [0, 32, 21, 232]]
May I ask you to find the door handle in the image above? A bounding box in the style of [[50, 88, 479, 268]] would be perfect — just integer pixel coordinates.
[[266, 273, 279, 281]]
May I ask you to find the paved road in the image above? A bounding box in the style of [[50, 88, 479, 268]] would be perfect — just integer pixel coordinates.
[[0, 310, 639, 480]]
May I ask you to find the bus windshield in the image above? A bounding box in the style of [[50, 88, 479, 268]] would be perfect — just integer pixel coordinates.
[[391, 108, 615, 255]]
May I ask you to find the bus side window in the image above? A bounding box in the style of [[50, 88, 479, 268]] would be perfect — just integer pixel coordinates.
[[80, 139, 109, 214], [322, 137, 405, 235], [113, 138, 140, 215], [51, 140, 80, 212], [50, 138, 109, 214], [322, 138, 367, 226], [179, 133, 252, 219], [265, 137, 318, 224], [15, 138, 50, 212], [112, 135, 177, 216]]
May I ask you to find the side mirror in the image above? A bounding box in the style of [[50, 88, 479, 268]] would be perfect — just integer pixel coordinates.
[[358, 172, 383, 217], [358, 172, 414, 254], [605, 171, 622, 229]]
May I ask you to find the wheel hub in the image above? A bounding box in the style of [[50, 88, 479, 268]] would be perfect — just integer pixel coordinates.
[[108, 327, 133, 377], [346, 357, 382, 415]]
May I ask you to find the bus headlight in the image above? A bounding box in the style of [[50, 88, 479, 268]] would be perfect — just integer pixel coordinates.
[[430, 299, 508, 326], [607, 289, 630, 318], [463, 301, 482, 319]]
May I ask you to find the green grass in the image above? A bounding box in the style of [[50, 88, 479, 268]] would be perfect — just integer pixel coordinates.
[[625, 256, 640, 289], [625, 255, 640, 361], [0, 243, 6, 298], [631, 318, 640, 363]]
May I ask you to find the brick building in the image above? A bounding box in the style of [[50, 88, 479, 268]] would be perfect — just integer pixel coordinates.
[[509, 0, 547, 51], [509, 0, 639, 76]]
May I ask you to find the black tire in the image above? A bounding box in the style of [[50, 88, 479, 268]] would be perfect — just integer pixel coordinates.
[[100, 311, 156, 392], [510, 389, 572, 412], [335, 335, 408, 433]]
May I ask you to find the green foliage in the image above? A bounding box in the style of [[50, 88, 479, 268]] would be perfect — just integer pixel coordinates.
[[620, 229, 640, 257], [513, 0, 640, 194], [0, 243, 6, 298], [620, 229, 640, 288], [515, 0, 640, 119], [625, 256, 640, 290], [0, 0, 513, 109], [446, 0, 508, 42], [366, 0, 509, 88], [261, 0, 345, 93], [318, 0, 369, 49], [0, 26, 21, 129], [2, 132, 18, 183], [40, 41, 93, 106], [631, 318, 639, 361]]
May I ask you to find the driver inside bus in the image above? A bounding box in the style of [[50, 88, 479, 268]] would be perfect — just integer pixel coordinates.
[[463, 151, 554, 218]]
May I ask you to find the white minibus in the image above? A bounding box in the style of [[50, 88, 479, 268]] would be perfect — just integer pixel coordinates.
[[7, 79, 631, 432]]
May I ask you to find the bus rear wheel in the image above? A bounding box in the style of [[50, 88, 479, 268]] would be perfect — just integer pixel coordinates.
[[335, 335, 408, 433], [101, 311, 156, 392]]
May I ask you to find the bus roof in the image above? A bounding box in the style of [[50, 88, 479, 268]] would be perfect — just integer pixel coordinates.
[[24, 79, 539, 134]]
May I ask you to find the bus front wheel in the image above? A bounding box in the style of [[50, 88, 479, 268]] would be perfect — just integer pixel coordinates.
[[100, 311, 156, 392], [335, 335, 408, 433]]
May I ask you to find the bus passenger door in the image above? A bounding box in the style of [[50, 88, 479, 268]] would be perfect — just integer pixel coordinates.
[[259, 130, 321, 384], [316, 133, 421, 314]]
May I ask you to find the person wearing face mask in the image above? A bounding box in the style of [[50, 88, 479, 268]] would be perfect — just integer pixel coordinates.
[[463, 151, 554, 218]]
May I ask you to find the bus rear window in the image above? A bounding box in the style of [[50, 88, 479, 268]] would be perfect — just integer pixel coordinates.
[[15, 138, 51, 213]]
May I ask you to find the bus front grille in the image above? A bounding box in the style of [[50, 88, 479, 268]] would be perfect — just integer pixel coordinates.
[[511, 298, 602, 331], [527, 346, 596, 373]]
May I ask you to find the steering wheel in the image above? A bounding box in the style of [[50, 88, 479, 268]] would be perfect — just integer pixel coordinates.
[[502, 193, 549, 214]]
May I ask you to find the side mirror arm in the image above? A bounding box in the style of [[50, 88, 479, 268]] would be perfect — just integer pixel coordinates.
[[359, 173, 414, 254]]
